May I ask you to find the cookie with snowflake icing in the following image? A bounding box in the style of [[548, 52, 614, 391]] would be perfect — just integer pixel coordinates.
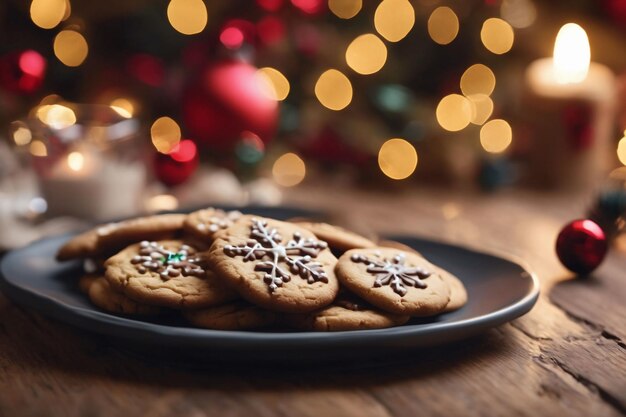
[[377, 240, 466, 313], [336, 248, 451, 316], [184, 208, 243, 241], [105, 240, 237, 309], [207, 217, 340, 313], [285, 291, 409, 331]]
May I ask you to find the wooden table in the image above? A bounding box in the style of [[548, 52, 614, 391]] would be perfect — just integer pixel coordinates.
[[1, 185, 625, 417]]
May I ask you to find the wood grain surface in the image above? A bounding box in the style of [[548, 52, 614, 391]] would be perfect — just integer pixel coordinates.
[[0, 185, 624, 417]]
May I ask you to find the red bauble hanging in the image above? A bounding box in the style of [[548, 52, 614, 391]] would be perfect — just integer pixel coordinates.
[[556, 219, 608, 274], [153, 140, 199, 186], [182, 60, 278, 152], [0, 50, 46, 94]]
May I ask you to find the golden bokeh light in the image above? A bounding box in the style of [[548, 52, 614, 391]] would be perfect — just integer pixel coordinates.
[[54, 30, 88, 67], [30, 0, 67, 29], [12, 123, 33, 146], [500, 0, 536, 29], [378, 138, 418, 180], [374, 0, 415, 42], [110, 98, 135, 118], [256, 67, 290, 101], [67, 151, 84, 172], [328, 0, 362, 19], [427, 6, 459, 45], [345, 33, 387, 75], [460, 64, 496, 96], [146, 194, 179, 212], [467, 94, 494, 125], [36, 104, 76, 129], [314, 69, 353, 111], [480, 119, 513, 153], [481, 18, 514, 55], [151, 117, 181, 153], [272, 153, 306, 187], [167, 0, 208, 35], [618, 136, 626, 166], [29, 140, 48, 157], [436, 94, 472, 132]]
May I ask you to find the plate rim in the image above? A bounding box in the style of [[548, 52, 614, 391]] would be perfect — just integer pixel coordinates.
[[0, 232, 540, 347]]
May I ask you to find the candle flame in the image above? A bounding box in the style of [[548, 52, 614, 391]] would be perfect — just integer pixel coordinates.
[[67, 151, 84, 172], [553, 23, 590, 84]]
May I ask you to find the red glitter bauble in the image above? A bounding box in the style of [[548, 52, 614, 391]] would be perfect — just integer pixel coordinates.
[[0, 50, 46, 94], [153, 140, 199, 186], [182, 60, 278, 152], [556, 219, 608, 274]]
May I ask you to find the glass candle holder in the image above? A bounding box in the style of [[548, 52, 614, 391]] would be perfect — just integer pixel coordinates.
[[10, 102, 146, 220]]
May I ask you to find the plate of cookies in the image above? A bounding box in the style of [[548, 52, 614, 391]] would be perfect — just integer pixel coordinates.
[[0, 206, 539, 362]]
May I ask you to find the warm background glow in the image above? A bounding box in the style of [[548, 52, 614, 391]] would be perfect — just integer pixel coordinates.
[[436, 94, 472, 132], [374, 0, 415, 42], [480, 119, 513, 153], [272, 153, 306, 186], [328, 0, 362, 19], [467, 94, 494, 125], [256, 67, 290, 101], [553, 23, 591, 84], [54, 30, 88, 67], [617, 135, 626, 166], [345, 34, 387, 75], [151, 117, 181, 153], [30, 0, 67, 29], [167, 0, 208, 35], [461, 64, 496, 96], [378, 138, 418, 180], [315, 69, 353, 111], [481, 18, 514, 54], [427, 7, 459, 45]]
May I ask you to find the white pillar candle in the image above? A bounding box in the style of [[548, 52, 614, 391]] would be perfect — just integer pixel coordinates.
[[524, 23, 617, 190], [40, 148, 145, 220]]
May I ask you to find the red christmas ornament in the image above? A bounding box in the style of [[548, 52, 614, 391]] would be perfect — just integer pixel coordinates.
[[153, 140, 199, 186], [0, 50, 46, 94], [182, 60, 278, 152], [556, 219, 608, 274]]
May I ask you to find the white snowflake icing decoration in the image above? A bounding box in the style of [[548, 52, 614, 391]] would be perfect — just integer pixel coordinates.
[[351, 252, 432, 296], [224, 218, 329, 292], [197, 210, 242, 233], [131, 241, 206, 280]]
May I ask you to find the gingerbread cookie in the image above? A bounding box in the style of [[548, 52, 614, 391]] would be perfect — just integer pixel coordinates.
[[57, 213, 186, 261], [377, 240, 466, 311], [377, 239, 423, 257], [88, 276, 161, 315], [294, 222, 376, 252], [184, 208, 243, 241], [208, 217, 340, 313], [57, 229, 99, 261], [336, 248, 450, 316], [440, 269, 467, 312], [184, 301, 278, 330], [285, 292, 409, 331], [105, 240, 236, 309]]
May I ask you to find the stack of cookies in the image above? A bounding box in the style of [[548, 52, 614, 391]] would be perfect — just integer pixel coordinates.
[[57, 209, 467, 332]]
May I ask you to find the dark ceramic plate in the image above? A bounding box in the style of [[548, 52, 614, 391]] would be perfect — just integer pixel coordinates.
[[0, 206, 539, 363]]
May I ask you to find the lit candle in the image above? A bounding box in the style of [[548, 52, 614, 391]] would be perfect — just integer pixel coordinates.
[[525, 23, 617, 190], [40, 147, 146, 220]]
